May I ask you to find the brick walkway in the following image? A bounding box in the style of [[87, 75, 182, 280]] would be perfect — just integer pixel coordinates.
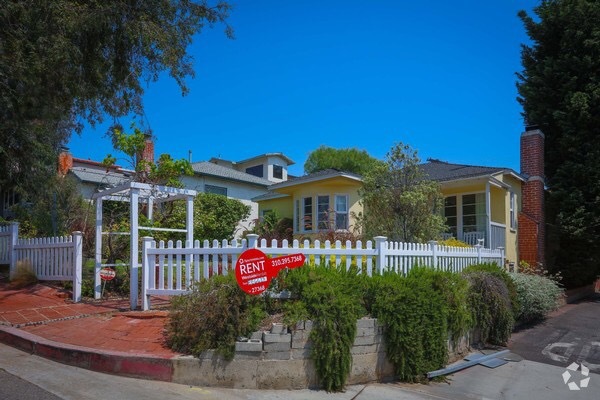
[[0, 281, 178, 358]]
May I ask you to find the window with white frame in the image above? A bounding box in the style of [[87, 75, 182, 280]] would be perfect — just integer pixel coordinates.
[[302, 197, 313, 232], [510, 192, 517, 230], [273, 165, 283, 180], [462, 193, 486, 233], [317, 195, 330, 230], [444, 196, 458, 237], [334, 195, 349, 230]]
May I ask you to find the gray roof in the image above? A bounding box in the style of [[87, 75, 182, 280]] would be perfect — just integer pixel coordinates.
[[235, 153, 295, 166], [191, 162, 273, 186], [268, 168, 362, 190], [251, 192, 290, 202], [420, 160, 522, 182], [69, 166, 132, 187]]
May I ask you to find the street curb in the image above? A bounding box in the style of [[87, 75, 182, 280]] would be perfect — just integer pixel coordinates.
[[0, 325, 174, 382]]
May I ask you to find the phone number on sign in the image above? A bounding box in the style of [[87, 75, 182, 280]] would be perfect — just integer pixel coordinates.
[[271, 254, 303, 268]]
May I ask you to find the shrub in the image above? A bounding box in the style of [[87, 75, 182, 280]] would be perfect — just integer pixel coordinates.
[[166, 274, 265, 360], [9, 260, 38, 289], [371, 272, 449, 382], [438, 237, 471, 248], [251, 212, 293, 243], [465, 272, 514, 345], [280, 265, 366, 392], [510, 273, 563, 323], [463, 263, 520, 315], [407, 266, 473, 345]]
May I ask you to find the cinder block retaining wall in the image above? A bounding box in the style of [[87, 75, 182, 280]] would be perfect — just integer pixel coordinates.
[[171, 318, 473, 389]]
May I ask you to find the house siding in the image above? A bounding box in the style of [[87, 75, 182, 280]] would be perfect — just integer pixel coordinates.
[[181, 175, 269, 238]]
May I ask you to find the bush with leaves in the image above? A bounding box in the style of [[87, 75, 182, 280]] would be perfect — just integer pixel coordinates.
[[251, 210, 293, 243], [371, 271, 449, 382], [280, 265, 367, 392], [166, 274, 265, 360], [510, 273, 563, 323], [150, 193, 250, 243], [464, 271, 514, 345], [463, 263, 520, 316], [407, 266, 473, 345]]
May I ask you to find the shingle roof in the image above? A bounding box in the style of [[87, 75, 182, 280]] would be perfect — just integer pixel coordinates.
[[420, 159, 520, 182], [70, 166, 132, 187], [251, 192, 290, 202], [191, 161, 273, 186], [268, 168, 362, 189]]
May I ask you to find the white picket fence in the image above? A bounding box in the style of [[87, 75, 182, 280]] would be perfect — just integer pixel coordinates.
[[0, 223, 82, 302], [0, 224, 16, 265], [141, 234, 504, 310]]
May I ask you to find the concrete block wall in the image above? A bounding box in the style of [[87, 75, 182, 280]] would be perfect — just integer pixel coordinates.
[[171, 318, 473, 389]]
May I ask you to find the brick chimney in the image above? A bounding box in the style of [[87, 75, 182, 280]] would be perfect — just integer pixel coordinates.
[[518, 126, 545, 266], [58, 147, 73, 176], [136, 133, 155, 174]]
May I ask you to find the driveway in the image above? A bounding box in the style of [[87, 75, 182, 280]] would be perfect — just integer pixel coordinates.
[[509, 293, 600, 372]]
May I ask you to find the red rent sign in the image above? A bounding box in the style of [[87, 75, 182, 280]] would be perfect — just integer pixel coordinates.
[[235, 249, 306, 295], [99, 267, 116, 281]]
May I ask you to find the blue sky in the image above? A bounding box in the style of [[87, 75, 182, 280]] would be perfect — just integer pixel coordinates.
[[67, 0, 539, 176]]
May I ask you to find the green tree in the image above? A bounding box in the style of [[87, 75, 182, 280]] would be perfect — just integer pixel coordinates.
[[103, 123, 193, 187], [304, 146, 383, 175], [517, 0, 600, 286], [11, 174, 92, 238], [151, 193, 250, 242], [357, 143, 445, 242], [0, 0, 232, 196]]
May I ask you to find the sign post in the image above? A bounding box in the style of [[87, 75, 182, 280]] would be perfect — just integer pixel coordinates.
[[235, 249, 306, 295]]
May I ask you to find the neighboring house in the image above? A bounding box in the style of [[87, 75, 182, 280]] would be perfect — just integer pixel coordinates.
[[253, 169, 363, 238], [55, 142, 295, 238], [0, 151, 132, 219], [181, 152, 294, 235], [254, 127, 546, 268], [59, 154, 133, 200]]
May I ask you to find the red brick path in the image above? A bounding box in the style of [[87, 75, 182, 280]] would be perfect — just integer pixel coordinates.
[[0, 282, 178, 358]]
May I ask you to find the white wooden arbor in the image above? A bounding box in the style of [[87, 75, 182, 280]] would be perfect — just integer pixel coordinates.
[[92, 182, 197, 309]]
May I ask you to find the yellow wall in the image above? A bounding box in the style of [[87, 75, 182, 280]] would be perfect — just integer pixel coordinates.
[[257, 177, 362, 239], [258, 197, 294, 219], [438, 176, 523, 265]]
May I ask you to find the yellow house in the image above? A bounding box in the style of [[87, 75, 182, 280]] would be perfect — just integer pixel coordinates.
[[253, 169, 363, 237], [420, 159, 524, 264], [255, 162, 523, 265]]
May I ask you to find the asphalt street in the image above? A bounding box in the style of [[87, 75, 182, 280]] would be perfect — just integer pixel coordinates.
[[0, 369, 62, 400], [510, 293, 600, 372]]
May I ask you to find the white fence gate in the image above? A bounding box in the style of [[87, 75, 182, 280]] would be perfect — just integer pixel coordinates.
[[141, 234, 504, 310], [0, 223, 83, 302]]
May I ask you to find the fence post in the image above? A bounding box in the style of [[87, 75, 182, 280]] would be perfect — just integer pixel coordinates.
[[142, 237, 153, 311], [497, 247, 505, 269], [429, 240, 438, 268], [72, 231, 83, 303], [247, 234, 259, 249], [475, 242, 483, 264], [9, 222, 18, 280], [374, 236, 387, 274]]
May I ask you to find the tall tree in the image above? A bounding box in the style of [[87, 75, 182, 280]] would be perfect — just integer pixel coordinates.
[[517, 0, 600, 286], [304, 146, 383, 175], [0, 0, 232, 196], [357, 143, 445, 242]]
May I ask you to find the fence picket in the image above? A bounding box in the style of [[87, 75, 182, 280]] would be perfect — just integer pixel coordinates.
[[140, 234, 505, 310]]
